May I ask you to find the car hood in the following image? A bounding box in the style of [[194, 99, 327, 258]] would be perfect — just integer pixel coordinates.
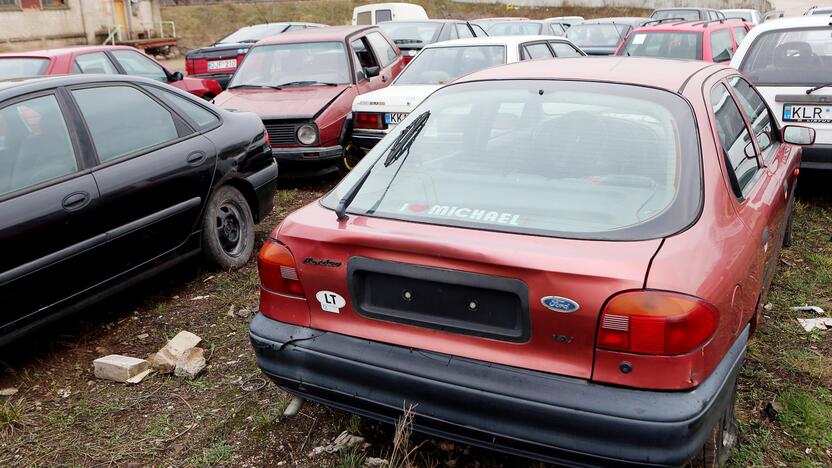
[[213, 84, 351, 119], [352, 84, 439, 113]]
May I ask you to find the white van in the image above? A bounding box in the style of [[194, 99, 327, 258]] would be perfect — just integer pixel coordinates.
[[352, 3, 429, 25]]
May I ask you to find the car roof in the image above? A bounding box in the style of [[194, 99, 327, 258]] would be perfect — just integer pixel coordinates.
[[0, 45, 137, 59], [748, 14, 832, 30], [634, 19, 747, 32], [455, 56, 720, 92], [652, 7, 714, 12], [573, 17, 649, 26], [256, 25, 376, 45], [0, 74, 174, 99], [379, 19, 466, 24], [424, 35, 572, 49]]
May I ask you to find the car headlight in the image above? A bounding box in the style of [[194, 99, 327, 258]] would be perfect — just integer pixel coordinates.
[[297, 124, 318, 146]]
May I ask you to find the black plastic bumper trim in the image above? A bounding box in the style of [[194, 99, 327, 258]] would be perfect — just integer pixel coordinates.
[[249, 314, 748, 467]]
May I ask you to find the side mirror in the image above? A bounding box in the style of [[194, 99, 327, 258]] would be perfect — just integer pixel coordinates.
[[783, 125, 816, 145], [170, 71, 184, 82], [365, 66, 381, 78]]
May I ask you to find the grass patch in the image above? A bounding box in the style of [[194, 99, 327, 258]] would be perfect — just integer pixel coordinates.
[[193, 441, 235, 467], [338, 445, 366, 468], [778, 388, 832, 452], [0, 398, 27, 435]]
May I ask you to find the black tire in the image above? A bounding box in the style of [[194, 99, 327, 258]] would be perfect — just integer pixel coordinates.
[[201, 185, 255, 270], [688, 383, 738, 468], [339, 143, 363, 175]]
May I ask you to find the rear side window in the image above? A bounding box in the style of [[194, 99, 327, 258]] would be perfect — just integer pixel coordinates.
[[366, 32, 398, 67], [549, 23, 565, 35], [523, 43, 554, 60], [551, 42, 583, 57], [472, 24, 487, 36], [455, 24, 474, 39], [111, 50, 167, 82], [711, 83, 759, 198], [73, 86, 179, 163], [710, 29, 733, 62], [73, 52, 118, 74], [356, 11, 372, 25], [733, 27, 747, 46], [0, 58, 50, 79], [376, 9, 392, 23], [0, 94, 76, 196], [147, 87, 219, 131], [728, 76, 777, 163]]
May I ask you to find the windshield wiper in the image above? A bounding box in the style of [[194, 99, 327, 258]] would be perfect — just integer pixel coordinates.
[[334, 111, 431, 221], [226, 84, 282, 90], [806, 82, 832, 94], [274, 80, 338, 87]]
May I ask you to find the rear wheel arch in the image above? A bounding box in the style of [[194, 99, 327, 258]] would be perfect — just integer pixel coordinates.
[[223, 178, 261, 223]]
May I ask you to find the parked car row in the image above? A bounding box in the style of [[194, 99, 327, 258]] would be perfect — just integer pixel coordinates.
[[0, 3, 828, 467]]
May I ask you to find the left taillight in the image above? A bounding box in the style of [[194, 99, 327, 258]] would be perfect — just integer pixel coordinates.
[[597, 290, 718, 356], [354, 112, 384, 130], [258, 239, 304, 297]]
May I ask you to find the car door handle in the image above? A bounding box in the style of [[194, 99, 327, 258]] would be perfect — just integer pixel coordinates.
[[62, 191, 90, 212], [186, 151, 207, 166]]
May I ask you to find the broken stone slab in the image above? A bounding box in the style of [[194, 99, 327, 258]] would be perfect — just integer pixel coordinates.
[[791, 305, 825, 315], [309, 431, 366, 456], [93, 355, 149, 383], [126, 369, 152, 384], [796, 317, 832, 332], [364, 458, 388, 468], [174, 347, 206, 379], [150, 331, 202, 374]]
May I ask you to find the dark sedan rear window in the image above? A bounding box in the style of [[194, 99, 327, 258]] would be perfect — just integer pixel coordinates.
[[379, 21, 443, 46], [323, 80, 702, 241], [0, 58, 50, 79], [620, 31, 702, 60]]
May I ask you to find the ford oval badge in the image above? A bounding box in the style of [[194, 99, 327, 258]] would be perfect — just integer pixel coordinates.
[[541, 296, 580, 313]]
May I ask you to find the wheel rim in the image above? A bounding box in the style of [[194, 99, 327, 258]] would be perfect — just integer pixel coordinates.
[[343, 143, 361, 171], [215, 202, 245, 257]]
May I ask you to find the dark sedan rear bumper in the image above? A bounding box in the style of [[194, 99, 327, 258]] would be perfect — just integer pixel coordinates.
[[801, 143, 832, 170], [250, 314, 748, 467], [245, 159, 278, 222]]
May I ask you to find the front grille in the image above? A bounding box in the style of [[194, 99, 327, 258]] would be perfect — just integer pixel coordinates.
[[263, 120, 298, 145]]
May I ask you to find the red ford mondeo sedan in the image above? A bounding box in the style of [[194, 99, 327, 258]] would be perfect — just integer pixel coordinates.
[[249, 58, 815, 466]]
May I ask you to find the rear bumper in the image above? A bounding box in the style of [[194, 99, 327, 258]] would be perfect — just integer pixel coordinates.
[[246, 159, 278, 222], [249, 314, 748, 467], [801, 143, 832, 170]]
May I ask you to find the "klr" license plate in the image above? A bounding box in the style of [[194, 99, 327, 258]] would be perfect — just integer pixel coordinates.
[[783, 104, 832, 123]]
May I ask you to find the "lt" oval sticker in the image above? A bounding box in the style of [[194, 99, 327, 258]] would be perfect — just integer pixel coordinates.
[[316, 291, 346, 313], [541, 296, 580, 313]]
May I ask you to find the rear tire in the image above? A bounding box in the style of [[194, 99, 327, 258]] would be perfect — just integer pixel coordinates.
[[688, 383, 738, 468], [201, 185, 255, 270]]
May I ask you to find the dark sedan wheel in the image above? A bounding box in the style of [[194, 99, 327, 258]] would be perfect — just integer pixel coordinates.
[[202, 185, 255, 270], [688, 382, 738, 467]]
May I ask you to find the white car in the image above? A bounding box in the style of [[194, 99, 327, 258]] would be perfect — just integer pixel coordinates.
[[350, 35, 585, 150], [352, 3, 428, 25], [731, 16, 832, 169], [721, 9, 763, 25]]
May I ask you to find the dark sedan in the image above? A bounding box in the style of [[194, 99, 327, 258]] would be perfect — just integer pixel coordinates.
[[378, 20, 488, 63], [0, 75, 277, 345], [185, 22, 324, 89]]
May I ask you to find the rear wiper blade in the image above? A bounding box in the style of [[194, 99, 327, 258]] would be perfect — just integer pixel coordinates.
[[334, 111, 431, 221], [806, 82, 832, 94], [274, 80, 338, 87], [226, 84, 282, 90]]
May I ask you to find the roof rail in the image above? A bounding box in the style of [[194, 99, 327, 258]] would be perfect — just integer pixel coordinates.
[[688, 18, 727, 28], [640, 17, 688, 26]]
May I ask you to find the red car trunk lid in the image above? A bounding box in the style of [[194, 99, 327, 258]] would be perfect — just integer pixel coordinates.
[[271, 203, 661, 379]]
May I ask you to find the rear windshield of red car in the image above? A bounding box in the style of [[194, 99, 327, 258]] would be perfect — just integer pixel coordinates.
[[620, 31, 703, 60], [322, 80, 702, 241], [0, 58, 50, 80]]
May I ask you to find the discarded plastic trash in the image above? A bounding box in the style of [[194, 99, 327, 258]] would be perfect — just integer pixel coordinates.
[[796, 317, 832, 332], [791, 305, 826, 315]]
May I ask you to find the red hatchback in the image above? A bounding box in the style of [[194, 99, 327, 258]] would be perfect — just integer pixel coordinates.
[[213, 26, 404, 177], [616, 18, 751, 62], [0, 46, 221, 100], [250, 58, 814, 466]]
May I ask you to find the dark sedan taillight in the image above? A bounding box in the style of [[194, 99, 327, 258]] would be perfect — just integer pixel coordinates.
[[354, 112, 385, 130], [185, 58, 195, 75]]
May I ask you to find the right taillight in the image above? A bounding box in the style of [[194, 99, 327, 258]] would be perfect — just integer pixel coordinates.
[[354, 112, 385, 129], [258, 239, 304, 297], [597, 290, 718, 356], [185, 58, 194, 75]]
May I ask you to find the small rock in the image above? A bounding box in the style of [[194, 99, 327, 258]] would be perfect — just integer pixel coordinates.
[[94, 346, 109, 355], [0, 387, 18, 397], [236, 308, 251, 319], [150, 331, 203, 373], [191, 295, 210, 301], [365, 458, 388, 467], [174, 347, 206, 379], [332, 430, 365, 451], [93, 355, 150, 383], [137, 333, 149, 340], [227, 305, 236, 318], [765, 400, 783, 420], [763, 303, 773, 311]]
